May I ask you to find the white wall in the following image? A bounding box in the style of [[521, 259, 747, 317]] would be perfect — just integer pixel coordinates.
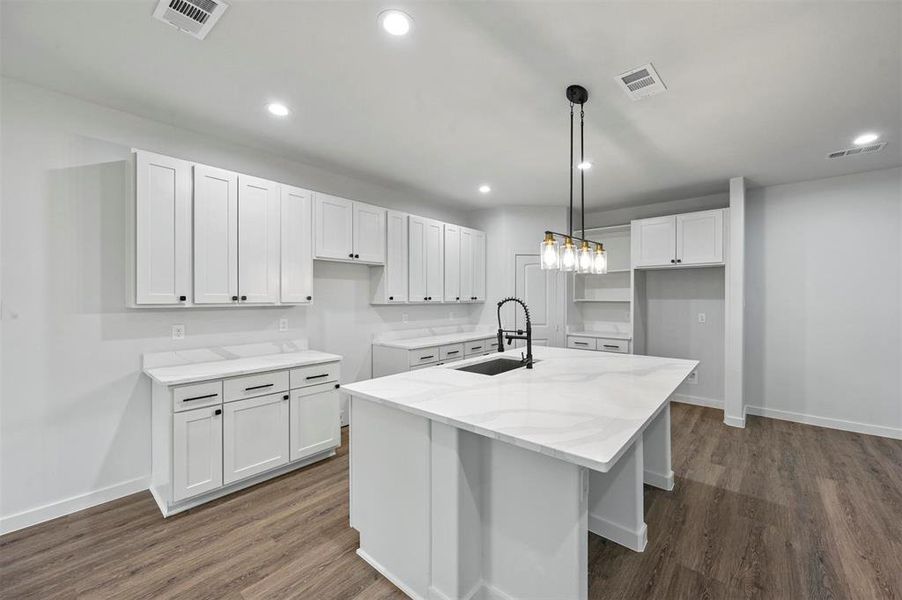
[[744, 167, 901, 437], [0, 78, 477, 530], [585, 192, 729, 228]]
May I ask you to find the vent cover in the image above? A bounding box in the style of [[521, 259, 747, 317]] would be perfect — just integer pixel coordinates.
[[826, 142, 887, 159], [615, 63, 667, 100], [153, 0, 229, 40]]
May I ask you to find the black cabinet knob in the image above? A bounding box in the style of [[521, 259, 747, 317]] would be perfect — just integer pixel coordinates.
[[354, 254, 360, 259], [240, 295, 247, 301], [389, 296, 394, 300], [670, 259, 676, 264], [456, 297, 460, 300], [179, 295, 186, 302], [334, 383, 340, 389], [231, 295, 238, 301], [306, 295, 312, 301], [424, 297, 428, 301], [283, 394, 289, 400], [214, 409, 222, 416], [348, 252, 354, 258], [676, 259, 682, 263]]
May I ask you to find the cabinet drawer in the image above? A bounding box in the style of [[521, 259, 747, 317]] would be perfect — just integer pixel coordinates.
[[173, 381, 223, 412], [440, 343, 464, 360], [567, 336, 597, 351], [484, 337, 500, 354], [408, 347, 439, 367], [596, 338, 629, 354], [290, 362, 340, 389], [464, 340, 487, 356], [224, 370, 289, 403]]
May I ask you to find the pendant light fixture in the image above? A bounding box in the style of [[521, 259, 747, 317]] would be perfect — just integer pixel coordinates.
[[541, 84, 607, 274]]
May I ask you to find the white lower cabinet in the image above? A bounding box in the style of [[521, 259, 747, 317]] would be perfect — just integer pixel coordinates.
[[172, 405, 223, 502], [290, 382, 340, 461], [151, 359, 342, 516], [223, 392, 290, 485]]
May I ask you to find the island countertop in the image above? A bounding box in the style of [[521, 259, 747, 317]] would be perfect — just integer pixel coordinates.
[[343, 346, 697, 472]]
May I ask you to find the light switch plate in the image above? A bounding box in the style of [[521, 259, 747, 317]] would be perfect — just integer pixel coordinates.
[[172, 324, 185, 340], [697, 313, 707, 324], [402, 313, 409, 323]]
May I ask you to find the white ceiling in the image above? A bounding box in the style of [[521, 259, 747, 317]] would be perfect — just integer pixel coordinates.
[[2, 1, 900, 210]]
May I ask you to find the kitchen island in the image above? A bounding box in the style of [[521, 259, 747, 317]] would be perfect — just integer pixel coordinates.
[[343, 346, 697, 600]]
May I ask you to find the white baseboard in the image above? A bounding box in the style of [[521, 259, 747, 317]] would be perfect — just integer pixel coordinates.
[[644, 469, 674, 491], [723, 413, 746, 428], [357, 548, 427, 600], [0, 476, 149, 536], [587, 514, 647, 552], [671, 393, 723, 409], [745, 405, 902, 440]]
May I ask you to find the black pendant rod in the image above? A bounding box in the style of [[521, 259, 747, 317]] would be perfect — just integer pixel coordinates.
[[580, 103, 585, 240], [569, 102, 574, 238], [544, 230, 604, 247]]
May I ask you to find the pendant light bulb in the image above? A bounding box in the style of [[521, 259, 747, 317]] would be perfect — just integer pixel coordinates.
[[560, 238, 577, 272], [592, 243, 608, 275], [577, 240, 593, 273], [540, 233, 560, 270]]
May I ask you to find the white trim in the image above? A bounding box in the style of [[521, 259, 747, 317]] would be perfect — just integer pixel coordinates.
[[0, 476, 149, 535], [724, 177, 745, 426], [671, 393, 723, 409], [429, 580, 483, 600], [643, 469, 674, 491], [481, 582, 517, 600], [357, 548, 427, 600], [587, 514, 647, 552], [745, 406, 902, 440]]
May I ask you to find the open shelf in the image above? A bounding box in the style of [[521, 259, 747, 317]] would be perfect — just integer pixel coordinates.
[[573, 269, 631, 302]]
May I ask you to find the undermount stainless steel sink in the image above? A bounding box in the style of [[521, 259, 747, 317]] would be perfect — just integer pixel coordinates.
[[454, 357, 536, 376]]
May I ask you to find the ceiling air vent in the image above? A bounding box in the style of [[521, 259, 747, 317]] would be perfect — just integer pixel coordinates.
[[826, 142, 887, 159], [615, 63, 667, 100], [153, 0, 229, 40]]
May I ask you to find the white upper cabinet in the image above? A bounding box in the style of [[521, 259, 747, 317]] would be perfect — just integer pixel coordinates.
[[459, 227, 474, 302], [237, 175, 281, 304], [471, 230, 486, 302], [632, 215, 677, 268], [193, 165, 239, 304], [409, 215, 444, 302], [631, 209, 725, 268], [372, 210, 408, 304], [354, 202, 386, 264], [313, 194, 385, 264], [280, 185, 314, 304], [313, 193, 354, 261], [135, 150, 192, 305], [443, 224, 461, 302], [676, 209, 724, 265]]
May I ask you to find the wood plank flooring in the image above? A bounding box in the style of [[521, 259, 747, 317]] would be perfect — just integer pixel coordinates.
[[2, 404, 900, 599]]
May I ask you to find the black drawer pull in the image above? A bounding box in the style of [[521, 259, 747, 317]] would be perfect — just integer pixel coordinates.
[[471, 346, 482, 350], [283, 394, 289, 400], [420, 355, 434, 360], [446, 350, 459, 355], [602, 344, 619, 349], [574, 342, 588, 346], [179, 295, 187, 301], [244, 383, 274, 391], [183, 393, 218, 402], [214, 409, 222, 416], [305, 373, 329, 380]]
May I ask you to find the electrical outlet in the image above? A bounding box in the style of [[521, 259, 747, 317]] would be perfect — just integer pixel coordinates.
[[402, 313, 409, 323], [687, 370, 698, 384], [171, 324, 185, 340], [697, 313, 707, 324], [279, 318, 288, 332]]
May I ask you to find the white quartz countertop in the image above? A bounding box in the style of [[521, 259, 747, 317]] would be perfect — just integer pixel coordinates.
[[144, 349, 342, 386], [567, 330, 632, 340], [343, 346, 696, 473], [373, 330, 497, 350]]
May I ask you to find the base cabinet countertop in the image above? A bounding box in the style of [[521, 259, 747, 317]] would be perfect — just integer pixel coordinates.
[[145, 347, 342, 516]]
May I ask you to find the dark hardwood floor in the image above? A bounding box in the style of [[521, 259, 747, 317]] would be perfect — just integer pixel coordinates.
[[2, 404, 900, 599]]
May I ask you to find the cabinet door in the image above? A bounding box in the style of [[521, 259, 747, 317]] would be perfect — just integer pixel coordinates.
[[443, 224, 461, 302], [459, 228, 474, 302], [384, 210, 408, 302], [135, 151, 192, 305], [173, 406, 223, 502], [471, 230, 486, 302], [353, 202, 386, 264], [280, 185, 313, 304], [194, 165, 239, 304], [631, 216, 676, 267], [238, 175, 280, 304], [313, 193, 354, 260], [408, 215, 428, 302], [223, 392, 290, 484], [289, 383, 340, 462], [425, 218, 445, 301], [676, 209, 724, 265]]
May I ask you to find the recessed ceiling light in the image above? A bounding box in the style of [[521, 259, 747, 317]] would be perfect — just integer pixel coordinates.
[[577, 161, 592, 170], [853, 132, 879, 145], [478, 184, 491, 194], [267, 102, 290, 117], [379, 10, 412, 36]]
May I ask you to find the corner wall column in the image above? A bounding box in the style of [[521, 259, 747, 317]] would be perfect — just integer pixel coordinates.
[[724, 176, 746, 427]]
